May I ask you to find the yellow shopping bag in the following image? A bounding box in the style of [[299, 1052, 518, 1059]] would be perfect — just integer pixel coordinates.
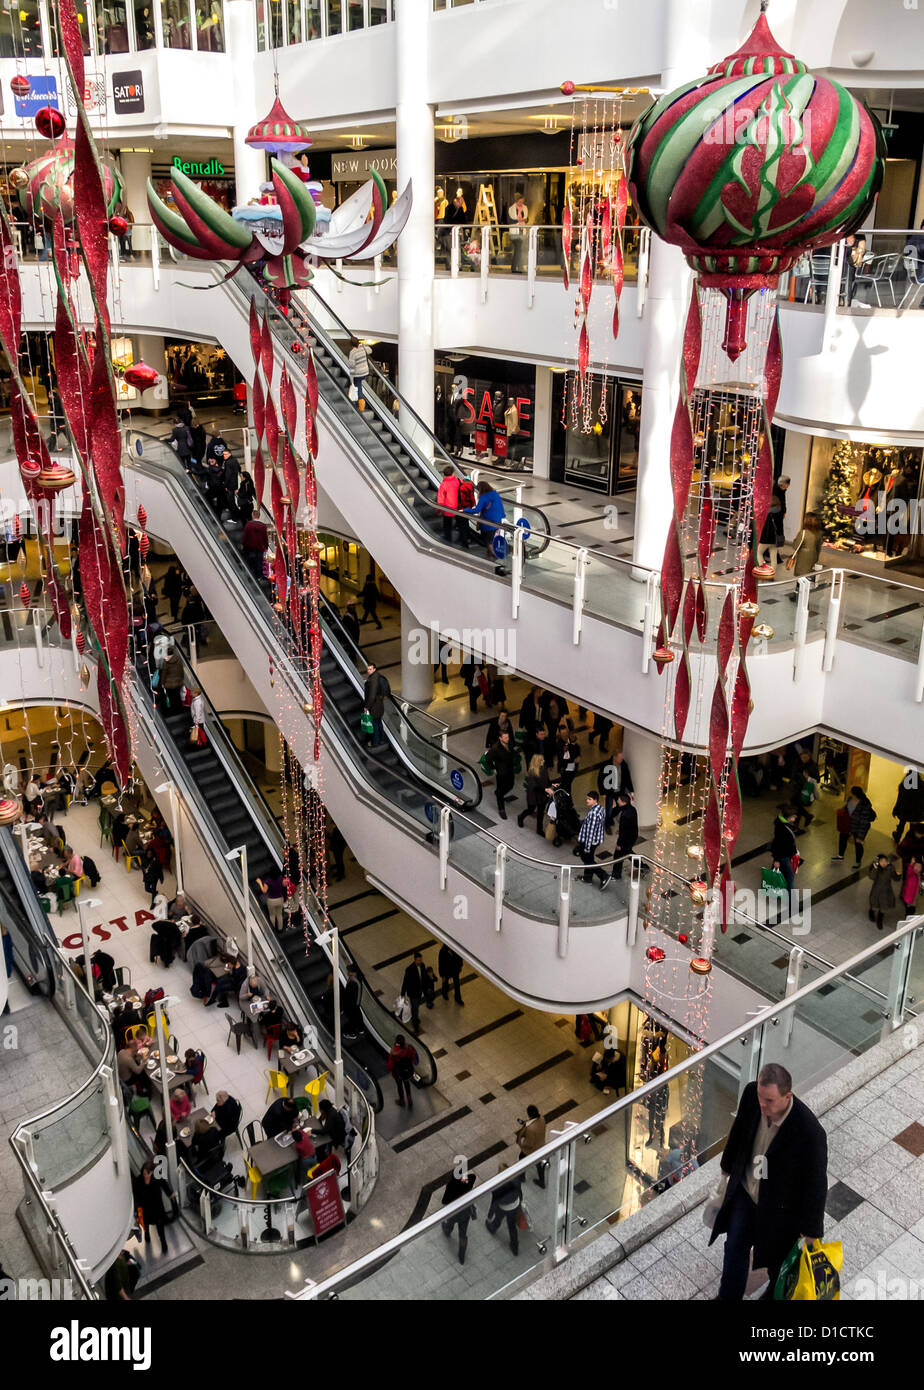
[[775, 1238, 843, 1301]]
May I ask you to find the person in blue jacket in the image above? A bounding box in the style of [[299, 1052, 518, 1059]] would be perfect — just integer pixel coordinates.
[[464, 480, 508, 573]]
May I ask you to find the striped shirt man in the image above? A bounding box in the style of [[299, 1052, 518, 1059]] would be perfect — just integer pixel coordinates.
[[578, 801, 607, 849]]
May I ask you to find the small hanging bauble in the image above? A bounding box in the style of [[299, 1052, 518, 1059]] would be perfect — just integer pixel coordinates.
[[75, 630, 85, 652], [752, 622, 774, 640], [9, 167, 29, 190], [646, 946, 666, 963], [652, 646, 675, 669], [752, 563, 775, 580], [678, 932, 689, 945], [123, 361, 160, 389], [108, 214, 129, 236], [0, 796, 22, 825], [687, 843, 704, 861], [139, 533, 150, 560], [19, 582, 30, 606], [35, 106, 65, 139], [10, 75, 30, 96], [689, 879, 708, 905], [20, 457, 42, 479], [37, 464, 75, 492], [560, 80, 576, 95], [690, 957, 713, 976], [737, 599, 760, 618], [137, 504, 147, 528], [13, 515, 21, 539], [79, 664, 91, 688]]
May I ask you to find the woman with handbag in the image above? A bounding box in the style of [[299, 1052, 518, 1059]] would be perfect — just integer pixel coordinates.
[[518, 753, 551, 835], [132, 1161, 176, 1258], [785, 511, 823, 597], [833, 785, 876, 865]]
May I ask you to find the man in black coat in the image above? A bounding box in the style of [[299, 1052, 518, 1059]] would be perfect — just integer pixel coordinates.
[[438, 943, 464, 1005], [362, 662, 389, 749], [598, 751, 634, 830], [611, 792, 638, 878], [401, 950, 430, 1030], [487, 729, 516, 819], [710, 1062, 827, 1300]]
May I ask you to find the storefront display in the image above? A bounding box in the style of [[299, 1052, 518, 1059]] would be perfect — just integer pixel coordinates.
[[550, 374, 640, 493], [164, 339, 240, 400], [807, 436, 924, 567], [435, 355, 535, 470]]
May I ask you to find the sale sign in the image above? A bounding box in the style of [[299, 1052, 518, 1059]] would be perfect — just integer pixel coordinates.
[[305, 1173, 345, 1237]]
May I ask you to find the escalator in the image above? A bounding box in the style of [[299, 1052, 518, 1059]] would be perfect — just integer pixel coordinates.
[[0, 827, 55, 996], [132, 634, 440, 1111], [229, 270, 553, 564]]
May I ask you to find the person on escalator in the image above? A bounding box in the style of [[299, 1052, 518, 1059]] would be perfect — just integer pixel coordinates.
[[463, 480, 508, 574], [343, 966, 363, 1038], [360, 573, 383, 629], [435, 467, 470, 549], [235, 471, 256, 524], [342, 602, 360, 647], [362, 662, 390, 750], [241, 516, 270, 583], [348, 338, 372, 407], [169, 416, 196, 471], [160, 645, 185, 712]]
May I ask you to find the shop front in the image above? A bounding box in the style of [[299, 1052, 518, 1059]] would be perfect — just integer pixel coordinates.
[[435, 354, 535, 471], [164, 337, 241, 404], [549, 372, 640, 494], [803, 434, 924, 577]]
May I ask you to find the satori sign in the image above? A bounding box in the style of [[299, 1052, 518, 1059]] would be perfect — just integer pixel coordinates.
[[331, 147, 397, 182], [305, 1173, 345, 1237], [112, 70, 145, 114]]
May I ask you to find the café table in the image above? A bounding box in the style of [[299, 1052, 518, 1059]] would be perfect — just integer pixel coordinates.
[[280, 1050, 319, 1083], [246, 1135, 299, 1184], [174, 1106, 211, 1148], [145, 1055, 193, 1093]]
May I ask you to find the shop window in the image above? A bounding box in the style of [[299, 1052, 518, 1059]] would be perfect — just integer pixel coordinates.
[[196, 0, 223, 50], [48, 2, 91, 55], [325, 0, 341, 35], [161, 0, 192, 47], [96, 1, 130, 52], [0, 0, 42, 57], [133, 0, 156, 46], [285, 0, 301, 42], [369, 0, 388, 21], [810, 438, 924, 565], [615, 385, 640, 492], [345, 0, 363, 28], [305, 0, 320, 36]]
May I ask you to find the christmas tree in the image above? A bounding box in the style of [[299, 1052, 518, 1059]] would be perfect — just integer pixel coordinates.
[[818, 440, 857, 545]]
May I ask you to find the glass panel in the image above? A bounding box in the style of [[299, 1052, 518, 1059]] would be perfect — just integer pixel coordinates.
[[304, 0, 320, 36], [161, 0, 192, 47], [286, 0, 302, 42], [255, 0, 268, 47], [133, 0, 156, 46], [346, 0, 364, 28], [196, 0, 224, 49], [325, 0, 341, 34], [96, 0, 131, 51], [841, 572, 924, 664], [268, 0, 283, 44], [0, 0, 42, 56], [30, 1079, 110, 1189], [49, 2, 91, 54], [369, 0, 388, 21]]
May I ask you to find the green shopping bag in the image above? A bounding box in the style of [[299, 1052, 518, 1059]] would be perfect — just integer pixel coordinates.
[[360, 711, 375, 736], [775, 1239, 842, 1301], [761, 866, 788, 895]]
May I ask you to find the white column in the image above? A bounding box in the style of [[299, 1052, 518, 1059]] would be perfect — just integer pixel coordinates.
[[118, 150, 153, 223], [621, 725, 662, 830], [400, 599, 434, 705], [136, 334, 167, 375], [531, 365, 553, 481], [396, 0, 434, 430], [226, 0, 266, 206]]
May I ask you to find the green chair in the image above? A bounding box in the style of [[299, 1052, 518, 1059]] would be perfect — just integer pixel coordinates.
[[54, 876, 76, 914], [39, 895, 52, 916], [264, 1165, 295, 1199], [129, 1095, 155, 1134], [98, 807, 113, 847]]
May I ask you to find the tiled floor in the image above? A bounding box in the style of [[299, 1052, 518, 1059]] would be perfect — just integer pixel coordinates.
[[579, 1044, 924, 1301]]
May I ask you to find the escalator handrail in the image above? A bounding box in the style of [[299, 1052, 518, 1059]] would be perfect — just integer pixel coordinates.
[[235, 271, 554, 555]]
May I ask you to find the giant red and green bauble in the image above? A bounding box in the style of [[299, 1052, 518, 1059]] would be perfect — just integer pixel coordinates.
[[627, 14, 884, 353], [17, 135, 123, 228]]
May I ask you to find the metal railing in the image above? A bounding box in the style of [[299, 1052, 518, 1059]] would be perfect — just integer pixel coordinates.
[[290, 911, 924, 1300]]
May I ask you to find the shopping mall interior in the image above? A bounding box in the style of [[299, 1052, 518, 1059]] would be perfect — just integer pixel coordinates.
[[0, 0, 923, 1336]]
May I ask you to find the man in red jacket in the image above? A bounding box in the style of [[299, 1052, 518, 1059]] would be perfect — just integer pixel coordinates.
[[435, 467, 470, 549]]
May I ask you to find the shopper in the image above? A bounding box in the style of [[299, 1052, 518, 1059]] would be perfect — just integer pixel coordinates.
[[786, 511, 823, 591], [770, 810, 799, 892], [710, 1061, 827, 1301], [343, 965, 363, 1037], [833, 785, 876, 865], [788, 762, 818, 829], [901, 857, 922, 915], [892, 771, 924, 844], [360, 572, 383, 629], [598, 750, 633, 830], [485, 1164, 525, 1255], [515, 1105, 548, 1188], [759, 476, 789, 566], [132, 1161, 176, 1259], [362, 662, 389, 749], [612, 791, 639, 879], [868, 852, 901, 930], [401, 951, 430, 1031], [898, 823, 924, 870], [241, 515, 269, 582], [518, 752, 552, 836], [347, 337, 372, 406], [441, 1168, 478, 1265], [387, 1034, 418, 1107], [342, 601, 360, 647], [507, 189, 529, 273], [590, 1045, 626, 1095], [161, 564, 184, 623], [159, 643, 184, 712], [463, 479, 508, 573], [486, 729, 516, 819], [141, 845, 164, 908], [435, 466, 469, 548], [169, 415, 195, 470], [438, 942, 464, 1004], [577, 791, 610, 888]]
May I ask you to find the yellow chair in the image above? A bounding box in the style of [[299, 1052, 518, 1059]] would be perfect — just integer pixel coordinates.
[[245, 1162, 262, 1200], [264, 1068, 290, 1103], [123, 1024, 145, 1044], [73, 876, 81, 896], [303, 1070, 330, 1116], [124, 853, 141, 872], [145, 1009, 170, 1037]]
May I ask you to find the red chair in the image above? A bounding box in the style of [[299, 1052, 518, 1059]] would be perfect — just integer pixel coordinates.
[[264, 1023, 281, 1061]]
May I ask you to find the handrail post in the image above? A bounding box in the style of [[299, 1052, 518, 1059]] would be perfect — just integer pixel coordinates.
[[373, 253, 382, 293], [511, 524, 524, 620], [641, 571, 659, 672], [636, 227, 650, 316], [438, 805, 451, 889], [527, 225, 538, 306], [480, 226, 489, 302], [150, 224, 160, 291], [742, 1020, 764, 1096], [450, 224, 460, 278], [572, 548, 588, 645], [781, 946, 805, 1047], [557, 866, 571, 957], [822, 240, 844, 343], [915, 617, 924, 703], [885, 926, 916, 1032], [243, 426, 252, 474], [823, 569, 843, 672], [553, 1124, 578, 1255], [627, 855, 642, 945], [792, 576, 811, 681], [494, 842, 506, 932]]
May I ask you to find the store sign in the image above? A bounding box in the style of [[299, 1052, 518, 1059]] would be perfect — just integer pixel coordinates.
[[172, 156, 227, 177], [112, 70, 145, 114], [67, 74, 106, 115], [305, 1173, 345, 1236], [459, 388, 532, 434], [331, 147, 398, 182], [13, 75, 57, 117]]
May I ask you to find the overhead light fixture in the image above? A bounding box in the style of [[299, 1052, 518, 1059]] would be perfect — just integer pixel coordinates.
[[538, 115, 563, 135], [346, 135, 368, 150], [436, 116, 467, 143]]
